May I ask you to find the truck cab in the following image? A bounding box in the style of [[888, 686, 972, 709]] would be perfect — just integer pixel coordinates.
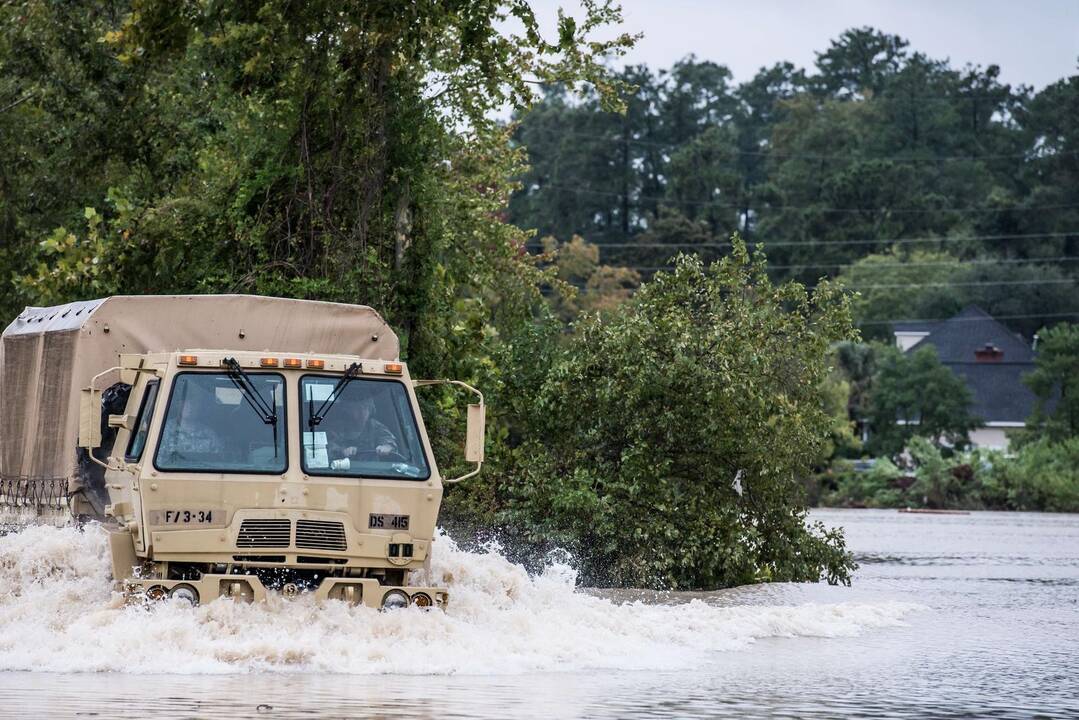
[[97, 349, 480, 608]]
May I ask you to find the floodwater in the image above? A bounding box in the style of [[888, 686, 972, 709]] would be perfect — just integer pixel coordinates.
[[0, 509, 1076, 719]]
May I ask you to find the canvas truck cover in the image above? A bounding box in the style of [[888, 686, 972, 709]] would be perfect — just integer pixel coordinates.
[[0, 295, 398, 507]]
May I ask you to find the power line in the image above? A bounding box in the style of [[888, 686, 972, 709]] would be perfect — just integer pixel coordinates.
[[539, 278, 1078, 293], [538, 280, 1079, 325], [858, 312, 1079, 326], [525, 231, 1079, 250], [844, 279, 1077, 289], [524, 183, 1079, 214], [520, 130, 1072, 163], [615, 256, 1079, 272]]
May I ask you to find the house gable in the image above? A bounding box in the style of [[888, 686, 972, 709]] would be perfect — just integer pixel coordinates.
[[907, 306, 1034, 364], [896, 306, 1038, 426]]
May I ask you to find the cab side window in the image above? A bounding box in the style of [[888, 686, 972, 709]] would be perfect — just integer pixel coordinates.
[[125, 380, 160, 462]]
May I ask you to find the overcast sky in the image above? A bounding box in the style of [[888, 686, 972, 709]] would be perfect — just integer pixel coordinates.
[[533, 0, 1079, 90]]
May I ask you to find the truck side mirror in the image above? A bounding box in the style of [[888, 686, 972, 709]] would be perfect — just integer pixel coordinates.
[[413, 378, 485, 483], [79, 387, 102, 449], [465, 403, 485, 463]]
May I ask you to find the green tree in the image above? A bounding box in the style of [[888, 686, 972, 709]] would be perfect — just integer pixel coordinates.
[[866, 345, 980, 455], [539, 235, 640, 319], [833, 340, 877, 441], [819, 359, 859, 462], [840, 250, 1078, 340], [2, 0, 635, 369], [508, 64, 663, 247], [979, 438, 1079, 512], [1014, 75, 1079, 261], [905, 437, 979, 509], [660, 57, 737, 144], [840, 250, 964, 339], [813, 27, 908, 98], [1024, 323, 1079, 441], [665, 125, 744, 238], [503, 240, 857, 588]]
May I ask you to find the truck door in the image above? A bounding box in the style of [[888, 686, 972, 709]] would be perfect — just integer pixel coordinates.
[[120, 377, 160, 553]]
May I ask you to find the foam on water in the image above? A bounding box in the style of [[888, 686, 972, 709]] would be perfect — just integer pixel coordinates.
[[0, 522, 918, 675]]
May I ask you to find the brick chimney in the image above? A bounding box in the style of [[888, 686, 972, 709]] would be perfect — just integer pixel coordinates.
[[974, 343, 1003, 363]]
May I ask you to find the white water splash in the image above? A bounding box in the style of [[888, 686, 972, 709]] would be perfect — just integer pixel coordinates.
[[0, 522, 919, 675]]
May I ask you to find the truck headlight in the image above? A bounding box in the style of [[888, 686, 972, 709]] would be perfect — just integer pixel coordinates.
[[169, 584, 199, 606], [381, 589, 409, 610]]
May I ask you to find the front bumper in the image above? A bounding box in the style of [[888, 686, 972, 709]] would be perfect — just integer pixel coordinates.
[[122, 574, 448, 609]]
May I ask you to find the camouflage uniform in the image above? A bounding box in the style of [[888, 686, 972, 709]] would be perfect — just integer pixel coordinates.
[[329, 417, 398, 458]]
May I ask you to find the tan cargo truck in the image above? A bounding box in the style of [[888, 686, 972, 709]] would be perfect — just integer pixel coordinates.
[[0, 295, 483, 609]]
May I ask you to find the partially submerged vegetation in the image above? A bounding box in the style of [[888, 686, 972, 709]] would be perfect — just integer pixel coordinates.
[[487, 245, 858, 588]]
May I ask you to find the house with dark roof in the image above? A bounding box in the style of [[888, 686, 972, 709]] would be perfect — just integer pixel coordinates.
[[894, 306, 1039, 450]]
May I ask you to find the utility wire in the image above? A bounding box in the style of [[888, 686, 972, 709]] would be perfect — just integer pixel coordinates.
[[614, 256, 1079, 272], [843, 279, 1077, 289], [858, 312, 1079, 326], [524, 184, 1079, 214], [525, 231, 1079, 250], [520, 130, 1072, 162], [540, 278, 1078, 292]]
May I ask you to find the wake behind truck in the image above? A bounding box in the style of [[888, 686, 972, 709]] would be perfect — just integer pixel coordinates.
[[0, 295, 483, 608]]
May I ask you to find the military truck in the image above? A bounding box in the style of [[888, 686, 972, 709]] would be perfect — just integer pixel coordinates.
[[0, 295, 483, 608]]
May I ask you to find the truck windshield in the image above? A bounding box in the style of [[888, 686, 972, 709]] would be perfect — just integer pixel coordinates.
[[300, 376, 430, 480], [155, 372, 287, 473]]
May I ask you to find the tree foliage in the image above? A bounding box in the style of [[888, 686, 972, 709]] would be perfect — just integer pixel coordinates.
[[822, 437, 1079, 513], [0, 0, 635, 339], [508, 28, 1079, 333], [866, 345, 980, 455], [498, 241, 858, 588], [1024, 323, 1079, 441]]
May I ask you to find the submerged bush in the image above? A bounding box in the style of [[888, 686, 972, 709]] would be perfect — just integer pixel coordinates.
[[821, 458, 906, 508], [499, 241, 858, 589], [977, 438, 1079, 512]]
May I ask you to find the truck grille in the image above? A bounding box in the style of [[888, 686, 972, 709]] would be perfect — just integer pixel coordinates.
[[295, 520, 347, 551], [236, 519, 291, 548]]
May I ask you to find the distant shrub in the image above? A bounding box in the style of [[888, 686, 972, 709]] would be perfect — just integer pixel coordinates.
[[821, 458, 905, 508], [819, 436, 1079, 512], [976, 438, 1079, 512]]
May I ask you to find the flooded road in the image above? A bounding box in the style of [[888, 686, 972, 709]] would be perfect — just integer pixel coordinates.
[[1, 509, 1076, 718]]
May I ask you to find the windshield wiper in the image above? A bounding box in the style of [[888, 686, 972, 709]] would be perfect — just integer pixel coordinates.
[[223, 357, 280, 457], [307, 362, 361, 429]]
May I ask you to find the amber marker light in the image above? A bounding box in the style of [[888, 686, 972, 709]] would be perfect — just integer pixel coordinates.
[[178, 355, 198, 366], [306, 359, 325, 370], [260, 357, 279, 367], [384, 362, 403, 375], [283, 358, 303, 369]]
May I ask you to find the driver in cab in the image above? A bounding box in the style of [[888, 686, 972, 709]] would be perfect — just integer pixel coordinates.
[[331, 394, 398, 461]]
